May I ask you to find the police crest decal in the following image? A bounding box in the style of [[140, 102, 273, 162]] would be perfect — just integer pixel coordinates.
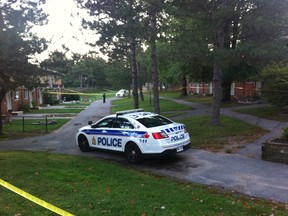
[[92, 136, 96, 145]]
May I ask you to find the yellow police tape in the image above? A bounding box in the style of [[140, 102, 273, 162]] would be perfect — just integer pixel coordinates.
[[45, 91, 100, 96], [0, 179, 74, 216]]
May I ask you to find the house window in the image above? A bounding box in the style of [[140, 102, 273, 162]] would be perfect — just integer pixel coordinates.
[[14, 91, 19, 100], [24, 89, 29, 99]]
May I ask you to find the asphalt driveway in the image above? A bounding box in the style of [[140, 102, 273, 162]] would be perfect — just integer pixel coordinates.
[[1, 98, 288, 204]]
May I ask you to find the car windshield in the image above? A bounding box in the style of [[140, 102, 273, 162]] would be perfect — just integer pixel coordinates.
[[136, 115, 173, 128]]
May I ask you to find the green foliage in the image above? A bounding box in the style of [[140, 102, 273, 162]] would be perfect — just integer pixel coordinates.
[[282, 127, 288, 139], [165, 0, 288, 91], [0, 1, 47, 91], [40, 51, 72, 75], [31, 100, 38, 109], [18, 103, 30, 113], [106, 61, 131, 90], [0, 0, 47, 134], [261, 62, 288, 107], [42, 93, 59, 105]]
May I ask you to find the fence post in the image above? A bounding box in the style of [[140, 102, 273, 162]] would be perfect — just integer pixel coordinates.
[[22, 117, 25, 132], [45, 116, 48, 133]]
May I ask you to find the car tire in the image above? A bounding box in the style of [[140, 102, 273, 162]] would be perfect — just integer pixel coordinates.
[[125, 143, 143, 164], [78, 135, 91, 152]]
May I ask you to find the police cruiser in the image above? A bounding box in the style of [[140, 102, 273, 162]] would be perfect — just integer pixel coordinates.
[[76, 109, 190, 163]]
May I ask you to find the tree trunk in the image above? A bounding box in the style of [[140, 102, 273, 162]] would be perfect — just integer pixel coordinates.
[[181, 73, 188, 96], [131, 39, 139, 109], [211, 0, 227, 125], [137, 60, 144, 102], [222, 79, 232, 102], [150, 2, 160, 114], [0, 89, 7, 135], [0, 100, 2, 135], [211, 63, 222, 125]]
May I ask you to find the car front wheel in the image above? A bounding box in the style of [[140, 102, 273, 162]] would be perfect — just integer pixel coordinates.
[[78, 135, 91, 152], [125, 143, 143, 164]]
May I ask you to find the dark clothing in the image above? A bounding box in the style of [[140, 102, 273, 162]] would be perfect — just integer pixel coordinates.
[[103, 94, 106, 103]]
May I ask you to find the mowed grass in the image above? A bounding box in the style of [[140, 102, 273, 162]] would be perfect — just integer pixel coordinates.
[[0, 151, 287, 216], [181, 115, 268, 151], [160, 90, 213, 105], [27, 108, 82, 114], [112, 96, 192, 113], [235, 106, 288, 122], [0, 119, 70, 141]]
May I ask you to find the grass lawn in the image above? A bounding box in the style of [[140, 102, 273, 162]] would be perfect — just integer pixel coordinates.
[[180, 115, 268, 151], [59, 103, 90, 109], [0, 119, 70, 141], [235, 106, 288, 122], [0, 151, 287, 216], [112, 96, 192, 113], [27, 108, 82, 114], [160, 90, 213, 105]]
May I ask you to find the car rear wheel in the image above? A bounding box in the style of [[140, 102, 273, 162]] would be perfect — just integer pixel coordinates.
[[125, 143, 143, 164], [78, 135, 91, 152]]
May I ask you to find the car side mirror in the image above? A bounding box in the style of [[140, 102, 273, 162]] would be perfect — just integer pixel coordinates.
[[88, 121, 93, 125]]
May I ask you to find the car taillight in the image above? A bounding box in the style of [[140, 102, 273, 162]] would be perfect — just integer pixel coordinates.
[[144, 133, 150, 139], [152, 132, 168, 139]]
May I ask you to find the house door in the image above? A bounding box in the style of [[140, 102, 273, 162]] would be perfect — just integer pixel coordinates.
[[5, 92, 12, 111], [29, 91, 33, 108], [39, 89, 43, 105]]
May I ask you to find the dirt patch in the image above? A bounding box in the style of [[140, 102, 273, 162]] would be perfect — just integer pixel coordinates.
[[220, 134, 263, 154]]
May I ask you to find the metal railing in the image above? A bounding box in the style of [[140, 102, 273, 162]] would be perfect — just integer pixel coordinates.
[[3, 115, 60, 133]]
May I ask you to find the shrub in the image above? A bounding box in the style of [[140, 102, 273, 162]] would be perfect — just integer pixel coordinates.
[[261, 62, 288, 107], [31, 100, 38, 109], [282, 127, 288, 139], [18, 103, 30, 112]]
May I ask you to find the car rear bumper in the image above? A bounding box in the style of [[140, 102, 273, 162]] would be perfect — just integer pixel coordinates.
[[143, 143, 190, 158]]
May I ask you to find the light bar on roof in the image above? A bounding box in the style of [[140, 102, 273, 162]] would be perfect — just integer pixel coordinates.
[[116, 109, 144, 117]]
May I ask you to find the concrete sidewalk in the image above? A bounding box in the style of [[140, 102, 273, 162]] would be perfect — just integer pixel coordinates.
[[1, 98, 288, 204]]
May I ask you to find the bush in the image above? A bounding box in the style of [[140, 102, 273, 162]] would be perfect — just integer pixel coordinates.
[[18, 103, 30, 112], [43, 93, 59, 105], [261, 62, 288, 107], [31, 100, 38, 108], [283, 127, 288, 139]]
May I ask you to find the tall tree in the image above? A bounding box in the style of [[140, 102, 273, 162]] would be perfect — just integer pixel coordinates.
[[107, 60, 131, 90], [40, 51, 72, 75], [172, 0, 288, 125], [76, 0, 147, 109], [0, 0, 47, 135], [147, 0, 163, 113], [156, 12, 210, 96]]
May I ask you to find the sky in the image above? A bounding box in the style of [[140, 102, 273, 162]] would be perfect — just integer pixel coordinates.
[[33, 0, 100, 61]]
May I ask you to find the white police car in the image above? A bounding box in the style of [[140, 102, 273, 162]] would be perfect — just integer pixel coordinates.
[[76, 109, 190, 163]]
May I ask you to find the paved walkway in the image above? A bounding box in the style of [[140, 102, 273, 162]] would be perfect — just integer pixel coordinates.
[[1, 98, 288, 204], [163, 97, 288, 159]]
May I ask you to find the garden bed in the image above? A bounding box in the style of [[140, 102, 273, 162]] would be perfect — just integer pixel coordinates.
[[262, 138, 288, 164]]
